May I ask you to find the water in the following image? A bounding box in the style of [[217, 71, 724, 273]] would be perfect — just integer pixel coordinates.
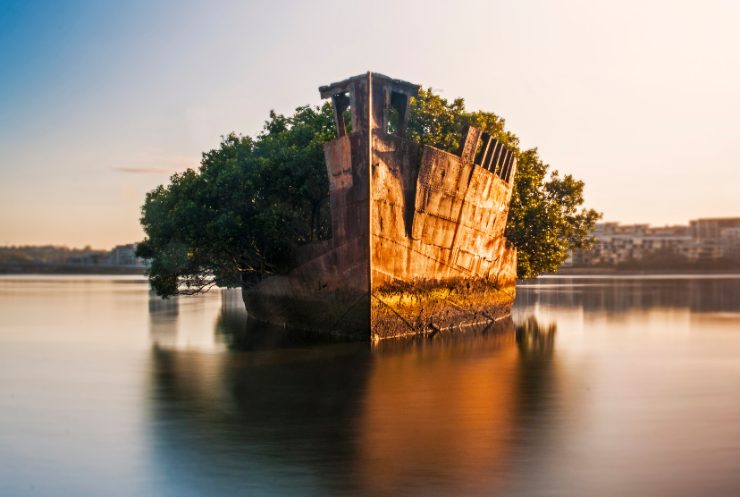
[[1, 275, 739, 496]]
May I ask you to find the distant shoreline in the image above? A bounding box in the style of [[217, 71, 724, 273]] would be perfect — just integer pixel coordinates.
[[3, 265, 739, 278], [0, 264, 740, 277], [552, 266, 740, 276], [0, 264, 146, 275]]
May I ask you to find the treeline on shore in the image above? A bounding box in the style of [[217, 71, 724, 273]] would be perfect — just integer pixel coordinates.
[[0, 263, 146, 275], [0, 245, 146, 275], [0, 245, 107, 264]]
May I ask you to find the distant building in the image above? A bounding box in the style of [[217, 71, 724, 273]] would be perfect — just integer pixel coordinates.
[[721, 228, 740, 261], [575, 222, 692, 265], [689, 217, 740, 261], [571, 218, 740, 267], [106, 244, 149, 268]]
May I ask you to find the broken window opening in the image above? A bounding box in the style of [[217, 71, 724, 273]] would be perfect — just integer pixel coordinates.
[[475, 133, 492, 165], [387, 105, 401, 134], [483, 140, 499, 172], [343, 106, 353, 134], [498, 151, 507, 181], [387, 91, 409, 135], [503, 154, 516, 183], [331, 92, 351, 137], [492, 143, 504, 176]]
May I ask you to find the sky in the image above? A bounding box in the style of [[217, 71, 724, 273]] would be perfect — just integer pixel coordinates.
[[1, 0, 739, 248]]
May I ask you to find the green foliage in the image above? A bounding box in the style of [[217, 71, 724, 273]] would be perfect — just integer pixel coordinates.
[[138, 104, 335, 297], [139, 87, 599, 296], [408, 89, 601, 278]]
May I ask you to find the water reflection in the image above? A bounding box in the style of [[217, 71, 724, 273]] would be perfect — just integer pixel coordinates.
[[4, 276, 740, 496], [148, 291, 179, 348], [148, 290, 226, 351], [143, 277, 740, 497], [214, 290, 350, 351], [147, 297, 559, 496], [518, 275, 740, 314]]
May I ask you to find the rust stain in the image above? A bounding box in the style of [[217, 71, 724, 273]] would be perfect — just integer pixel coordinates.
[[242, 72, 518, 340]]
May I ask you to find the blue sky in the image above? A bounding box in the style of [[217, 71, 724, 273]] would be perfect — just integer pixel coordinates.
[[2, 0, 739, 247]]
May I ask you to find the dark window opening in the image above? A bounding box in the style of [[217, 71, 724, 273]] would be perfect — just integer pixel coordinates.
[[503, 153, 516, 183], [388, 91, 409, 135], [343, 105, 353, 134], [485, 139, 501, 172], [475, 133, 492, 165], [331, 92, 351, 137], [387, 105, 400, 134], [494, 148, 508, 177]]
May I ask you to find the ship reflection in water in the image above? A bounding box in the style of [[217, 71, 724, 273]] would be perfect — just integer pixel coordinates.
[[2, 276, 740, 496], [146, 277, 740, 497], [149, 295, 558, 497]]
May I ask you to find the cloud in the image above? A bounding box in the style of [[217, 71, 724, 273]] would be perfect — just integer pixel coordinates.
[[113, 154, 197, 175], [114, 167, 181, 174]]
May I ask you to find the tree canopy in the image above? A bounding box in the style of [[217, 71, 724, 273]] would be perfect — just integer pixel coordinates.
[[407, 89, 600, 278], [138, 89, 599, 297], [137, 105, 335, 296]]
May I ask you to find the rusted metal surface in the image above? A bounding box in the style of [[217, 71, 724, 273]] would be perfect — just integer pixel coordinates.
[[243, 72, 517, 341]]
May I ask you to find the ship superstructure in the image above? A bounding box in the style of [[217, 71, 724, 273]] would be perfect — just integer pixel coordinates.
[[243, 72, 517, 340]]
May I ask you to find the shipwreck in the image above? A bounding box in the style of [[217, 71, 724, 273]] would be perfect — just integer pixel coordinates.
[[242, 72, 518, 341]]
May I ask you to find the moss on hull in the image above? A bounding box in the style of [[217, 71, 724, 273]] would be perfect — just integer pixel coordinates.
[[371, 278, 515, 341], [242, 73, 518, 341]]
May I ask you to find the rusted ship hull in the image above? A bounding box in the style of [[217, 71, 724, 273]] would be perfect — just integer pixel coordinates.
[[243, 72, 517, 341]]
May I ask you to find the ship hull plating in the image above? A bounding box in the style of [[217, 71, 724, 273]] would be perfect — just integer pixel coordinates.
[[243, 73, 517, 341]]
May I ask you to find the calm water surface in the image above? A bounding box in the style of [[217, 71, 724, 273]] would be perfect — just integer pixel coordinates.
[[1, 275, 739, 496]]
